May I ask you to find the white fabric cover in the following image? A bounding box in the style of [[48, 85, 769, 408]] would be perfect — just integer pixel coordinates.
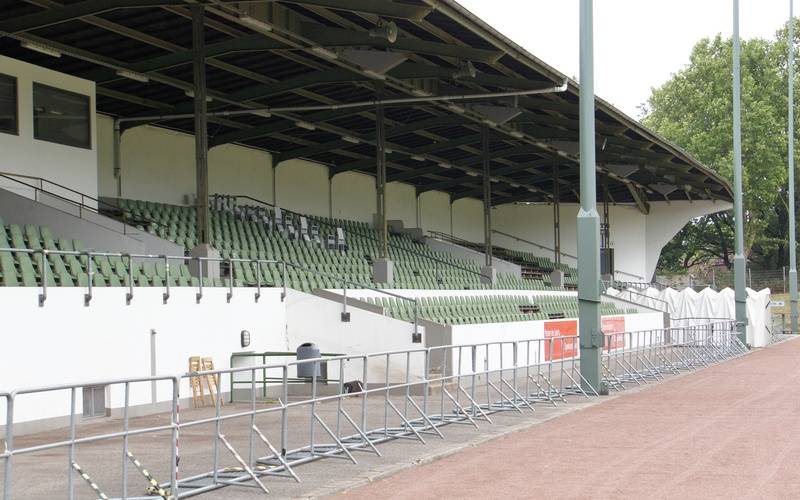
[[660, 285, 770, 346]]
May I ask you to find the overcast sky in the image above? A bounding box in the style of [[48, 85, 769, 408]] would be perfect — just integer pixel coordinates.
[[458, 0, 790, 119]]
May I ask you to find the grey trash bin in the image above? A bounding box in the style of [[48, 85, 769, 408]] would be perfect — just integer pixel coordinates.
[[296, 342, 321, 378]]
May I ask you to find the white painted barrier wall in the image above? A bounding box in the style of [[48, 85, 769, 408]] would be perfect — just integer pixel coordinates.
[[0, 280, 663, 428], [0, 286, 287, 425], [285, 290, 425, 383]]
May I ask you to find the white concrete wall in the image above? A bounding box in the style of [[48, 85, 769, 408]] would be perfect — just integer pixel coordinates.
[[98, 118, 274, 205], [277, 159, 328, 215], [452, 198, 484, 243], [0, 55, 98, 204], [425, 237, 522, 277], [491, 201, 730, 282], [645, 200, 731, 281], [0, 280, 659, 427], [332, 171, 375, 223], [419, 190, 451, 234], [285, 289, 425, 383], [0, 286, 287, 424], [387, 181, 417, 228]]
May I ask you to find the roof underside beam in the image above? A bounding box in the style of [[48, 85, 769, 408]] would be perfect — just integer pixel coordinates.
[[277, 131, 501, 164], [84, 35, 287, 82], [300, 23, 503, 63], [0, 0, 186, 34], [627, 183, 651, 215], [281, 0, 433, 21], [207, 108, 364, 147]]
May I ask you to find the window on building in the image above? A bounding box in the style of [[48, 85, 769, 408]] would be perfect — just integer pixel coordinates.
[[0, 74, 17, 135], [33, 83, 90, 149]]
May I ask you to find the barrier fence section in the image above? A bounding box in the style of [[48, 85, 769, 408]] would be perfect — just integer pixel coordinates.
[[0, 321, 744, 499]]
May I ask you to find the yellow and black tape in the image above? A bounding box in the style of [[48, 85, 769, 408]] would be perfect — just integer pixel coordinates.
[[126, 451, 173, 499], [71, 462, 109, 500]]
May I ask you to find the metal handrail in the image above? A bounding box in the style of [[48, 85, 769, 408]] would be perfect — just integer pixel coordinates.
[[429, 229, 573, 274], [491, 228, 645, 280], [491, 229, 577, 261], [222, 193, 494, 283], [0, 173, 111, 217], [614, 280, 667, 291], [0, 172, 111, 209], [0, 173, 175, 236], [612, 287, 671, 313], [0, 246, 422, 339]]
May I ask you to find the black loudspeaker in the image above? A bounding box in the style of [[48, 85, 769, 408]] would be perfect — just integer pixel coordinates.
[[600, 248, 615, 276]]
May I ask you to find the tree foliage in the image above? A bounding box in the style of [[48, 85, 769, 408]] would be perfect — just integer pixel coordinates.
[[643, 25, 798, 272]]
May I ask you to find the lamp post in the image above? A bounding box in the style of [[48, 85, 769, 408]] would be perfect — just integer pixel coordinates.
[[732, 0, 748, 343], [577, 0, 602, 391], [788, 0, 798, 334]]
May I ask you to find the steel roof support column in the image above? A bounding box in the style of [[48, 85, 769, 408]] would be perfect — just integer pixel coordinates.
[[373, 86, 393, 284], [328, 169, 334, 219], [601, 176, 613, 284], [449, 195, 454, 236], [272, 164, 277, 205], [416, 189, 422, 228], [192, 4, 210, 245], [187, 4, 219, 282], [481, 125, 496, 285], [551, 160, 564, 288], [789, 0, 798, 334], [577, 0, 603, 392], [113, 118, 122, 197], [733, 0, 749, 343]]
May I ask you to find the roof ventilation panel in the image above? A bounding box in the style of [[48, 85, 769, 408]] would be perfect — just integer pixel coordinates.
[[651, 183, 678, 196], [471, 104, 521, 126], [341, 49, 408, 76], [605, 164, 639, 178]]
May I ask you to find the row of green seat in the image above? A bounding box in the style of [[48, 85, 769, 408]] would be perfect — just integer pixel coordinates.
[[361, 294, 634, 325], [114, 197, 556, 292], [0, 219, 246, 288]]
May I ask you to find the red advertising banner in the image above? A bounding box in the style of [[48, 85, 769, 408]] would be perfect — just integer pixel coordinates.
[[602, 316, 626, 351], [544, 319, 578, 361]]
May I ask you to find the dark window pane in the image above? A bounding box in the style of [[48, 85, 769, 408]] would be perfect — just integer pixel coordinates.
[[33, 83, 90, 149], [0, 74, 17, 135]]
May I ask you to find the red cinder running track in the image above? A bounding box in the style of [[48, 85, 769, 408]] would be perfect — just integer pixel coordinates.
[[338, 339, 800, 499]]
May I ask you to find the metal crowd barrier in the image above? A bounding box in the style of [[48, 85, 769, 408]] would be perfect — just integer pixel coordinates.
[[602, 321, 745, 390], [0, 321, 745, 500]]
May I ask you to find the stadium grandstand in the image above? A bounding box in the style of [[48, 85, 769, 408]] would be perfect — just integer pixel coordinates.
[[0, 1, 765, 499]]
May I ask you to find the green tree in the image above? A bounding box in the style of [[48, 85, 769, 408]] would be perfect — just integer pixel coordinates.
[[644, 30, 794, 272]]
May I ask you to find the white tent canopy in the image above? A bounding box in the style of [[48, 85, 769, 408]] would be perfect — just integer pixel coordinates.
[[612, 285, 771, 347]]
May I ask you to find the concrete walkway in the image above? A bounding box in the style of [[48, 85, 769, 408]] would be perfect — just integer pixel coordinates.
[[337, 338, 800, 500]]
